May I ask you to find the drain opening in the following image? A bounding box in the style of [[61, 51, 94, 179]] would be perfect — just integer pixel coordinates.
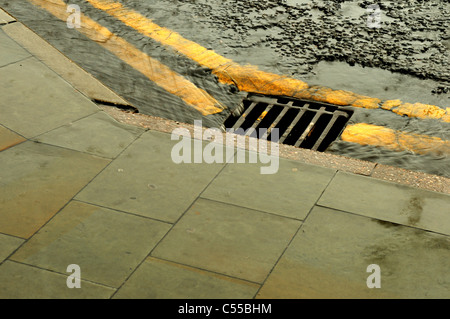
[[223, 94, 354, 152]]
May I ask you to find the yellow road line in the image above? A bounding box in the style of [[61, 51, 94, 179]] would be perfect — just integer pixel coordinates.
[[27, 0, 224, 116], [85, 0, 450, 122], [341, 123, 450, 156], [381, 100, 450, 122], [24, 0, 450, 156], [85, 0, 309, 96]]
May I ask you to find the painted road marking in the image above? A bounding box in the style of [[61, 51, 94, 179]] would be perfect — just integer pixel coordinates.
[[85, 0, 450, 123], [27, 0, 225, 116], [84, 0, 309, 97], [341, 123, 450, 156], [23, 0, 449, 156]]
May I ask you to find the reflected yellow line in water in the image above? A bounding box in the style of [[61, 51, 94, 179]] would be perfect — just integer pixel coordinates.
[[342, 123, 450, 156], [27, 0, 225, 116], [85, 0, 450, 122]]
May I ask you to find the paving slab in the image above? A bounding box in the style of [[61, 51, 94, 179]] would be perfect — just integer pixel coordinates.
[[10, 201, 171, 288], [0, 57, 99, 138], [318, 171, 450, 235], [152, 198, 301, 283], [0, 141, 110, 238], [0, 28, 31, 67], [34, 111, 144, 159], [75, 130, 230, 223], [257, 206, 450, 299], [201, 156, 336, 220], [0, 233, 24, 263], [114, 257, 260, 299], [0, 261, 115, 299], [0, 125, 26, 151]]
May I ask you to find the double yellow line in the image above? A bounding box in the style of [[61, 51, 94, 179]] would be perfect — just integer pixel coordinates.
[[27, 0, 449, 155], [83, 0, 450, 123], [28, 0, 225, 115], [342, 123, 450, 156]]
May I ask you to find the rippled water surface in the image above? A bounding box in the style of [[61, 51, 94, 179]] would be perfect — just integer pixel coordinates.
[[1, 0, 448, 177]]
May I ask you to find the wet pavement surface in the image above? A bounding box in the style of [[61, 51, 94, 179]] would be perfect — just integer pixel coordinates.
[[1, 0, 449, 177], [1, 7, 450, 299]]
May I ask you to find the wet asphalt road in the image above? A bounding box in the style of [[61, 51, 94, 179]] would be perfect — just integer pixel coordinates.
[[191, 0, 450, 84], [1, 0, 449, 177]]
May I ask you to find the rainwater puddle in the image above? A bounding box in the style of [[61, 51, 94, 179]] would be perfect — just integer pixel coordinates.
[[306, 61, 449, 108]]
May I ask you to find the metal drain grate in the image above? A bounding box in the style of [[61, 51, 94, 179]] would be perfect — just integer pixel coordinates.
[[223, 94, 354, 152]]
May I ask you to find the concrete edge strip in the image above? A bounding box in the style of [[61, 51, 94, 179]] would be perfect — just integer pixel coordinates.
[[1, 19, 133, 108], [85, 0, 450, 123], [99, 105, 450, 195], [0, 8, 15, 25]]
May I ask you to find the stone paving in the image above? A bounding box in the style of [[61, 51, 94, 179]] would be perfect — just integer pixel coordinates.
[[0, 9, 449, 299]]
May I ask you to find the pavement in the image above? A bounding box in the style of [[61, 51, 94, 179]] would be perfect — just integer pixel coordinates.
[[0, 9, 449, 299]]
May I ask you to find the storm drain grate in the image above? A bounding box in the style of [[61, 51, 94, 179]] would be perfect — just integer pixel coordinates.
[[223, 94, 354, 152]]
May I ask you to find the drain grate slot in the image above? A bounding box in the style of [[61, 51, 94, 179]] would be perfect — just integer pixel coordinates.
[[224, 94, 354, 152]]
